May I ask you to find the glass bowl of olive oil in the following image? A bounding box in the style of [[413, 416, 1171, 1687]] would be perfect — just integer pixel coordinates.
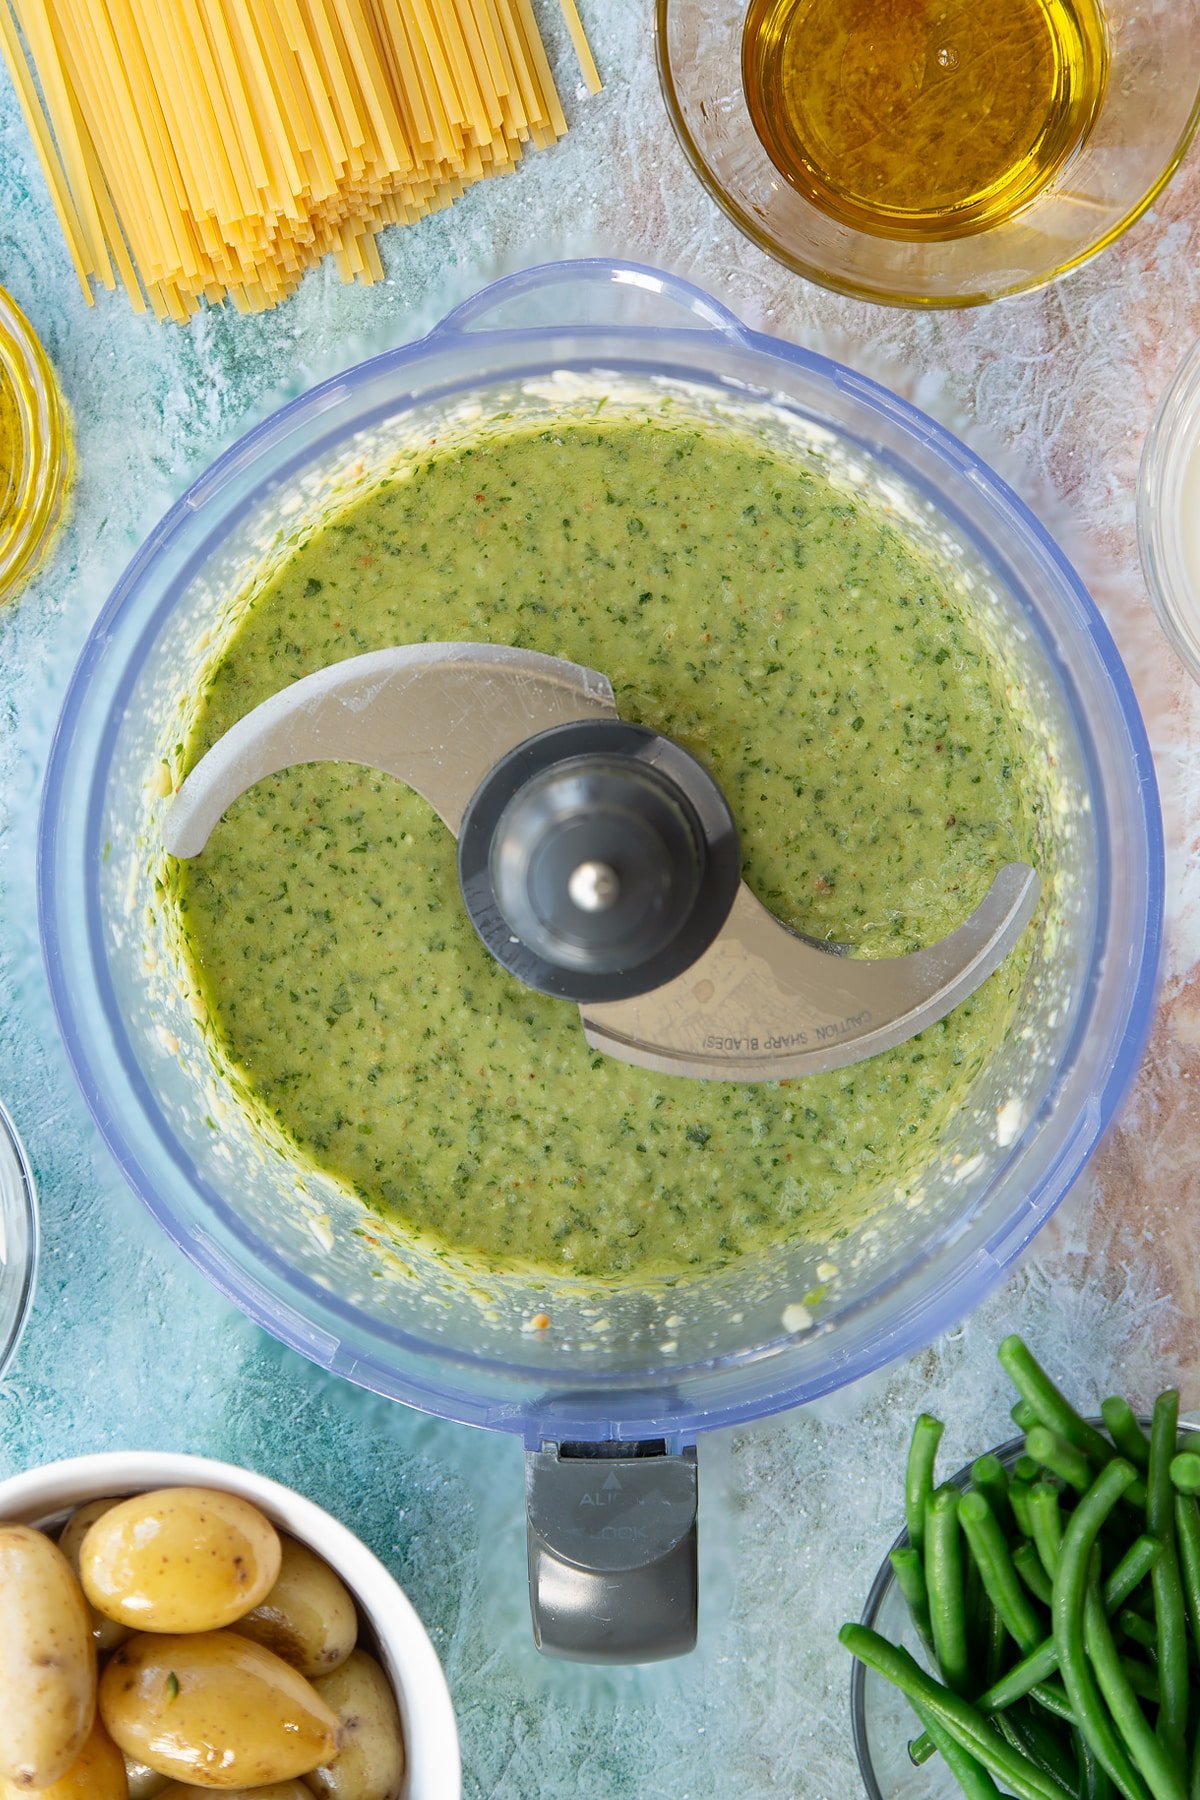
[[657, 0, 1200, 306], [0, 288, 71, 604]]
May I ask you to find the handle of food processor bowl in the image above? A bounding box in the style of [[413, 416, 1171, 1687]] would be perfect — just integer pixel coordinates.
[[524, 1439, 698, 1662], [430, 259, 752, 344]]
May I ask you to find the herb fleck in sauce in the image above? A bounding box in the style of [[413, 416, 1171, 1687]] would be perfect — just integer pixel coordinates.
[[174, 421, 1042, 1279]]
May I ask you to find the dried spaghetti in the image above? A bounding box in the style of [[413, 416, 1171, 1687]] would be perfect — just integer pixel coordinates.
[[0, 0, 600, 319]]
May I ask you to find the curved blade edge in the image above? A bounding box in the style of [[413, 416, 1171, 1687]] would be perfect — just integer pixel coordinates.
[[164, 643, 619, 857], [580, 863, 1040, 1082]]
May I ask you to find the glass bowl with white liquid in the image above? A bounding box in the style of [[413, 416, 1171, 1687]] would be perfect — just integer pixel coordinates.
[[1140, 340, 1200, 683]]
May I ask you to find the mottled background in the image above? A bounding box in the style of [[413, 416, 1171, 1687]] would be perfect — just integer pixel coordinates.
[[1, 5, 1199, 1797]]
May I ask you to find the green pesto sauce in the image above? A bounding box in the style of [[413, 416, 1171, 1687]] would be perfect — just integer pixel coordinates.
[[174, 420, 1041, 1281]]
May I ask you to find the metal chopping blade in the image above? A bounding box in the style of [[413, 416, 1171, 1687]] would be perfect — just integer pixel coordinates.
[[580, 870, 1039, 1080], [165, 643, 1040, 1083], [164, 643, 620, 854]]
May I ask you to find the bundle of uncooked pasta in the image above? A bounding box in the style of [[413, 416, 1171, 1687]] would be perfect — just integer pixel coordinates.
[[0, 0, 599, 320]]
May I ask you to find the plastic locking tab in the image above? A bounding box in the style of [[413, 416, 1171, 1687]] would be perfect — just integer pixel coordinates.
[[524, 1438, 698, 1663]]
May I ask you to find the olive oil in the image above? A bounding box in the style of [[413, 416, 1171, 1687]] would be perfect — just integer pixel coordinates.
[[743, 0, 1109, 240], [0, 290, 71, 605], [0, 372, 16, 527]]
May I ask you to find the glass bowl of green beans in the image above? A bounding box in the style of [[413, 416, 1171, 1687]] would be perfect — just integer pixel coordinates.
[[847, 1337, 1200, 1800]]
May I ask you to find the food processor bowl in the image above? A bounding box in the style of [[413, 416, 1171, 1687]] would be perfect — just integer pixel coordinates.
[[38, 261, 1160, 1654]]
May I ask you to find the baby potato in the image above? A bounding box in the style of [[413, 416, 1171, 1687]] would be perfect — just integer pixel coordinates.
[[0, 1716, 127, 1800], [99, 1631, 340, 1788], [0, 1523, 97, 1788], [124, 1758, 169, 1799], [157, 1785, 311, 1799], [307, 1651, 405, 1800], [232, 1536, 357, 1678], [58, 1500, 134, 1653], [81, 1488, 281, 1632]]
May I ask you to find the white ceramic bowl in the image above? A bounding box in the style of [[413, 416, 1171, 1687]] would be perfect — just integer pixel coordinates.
[[0, 1450, 462, 1800]]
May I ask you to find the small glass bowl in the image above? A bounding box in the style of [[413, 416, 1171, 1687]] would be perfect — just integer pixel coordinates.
[[851, 1420, 1198, 1796], [0, 1098, 38, 1380], [1139, 339, 1200, 683], [0, 287, 71, 604], [655, 0, 1200, 307]]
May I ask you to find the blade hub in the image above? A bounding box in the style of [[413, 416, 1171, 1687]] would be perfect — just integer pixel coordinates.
[[457, 719, 742, 1003], [567, 860, 621, 914]]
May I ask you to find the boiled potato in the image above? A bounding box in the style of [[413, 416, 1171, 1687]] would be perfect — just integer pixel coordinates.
[[307, 1652, 405, 1800], [0, 1716, 127, 1800], [157, 1785, 311, 1799], [232, 1536, 357, 1678], [124, 1758, 169, 1799], [0, 1523, 97, 1788], [81, 1488, 281, 1632], [58, 1500, 134, 1653], [99, 1631, 340, 1788]]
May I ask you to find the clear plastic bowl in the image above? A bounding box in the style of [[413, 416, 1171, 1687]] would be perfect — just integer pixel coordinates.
[[38, 260, 1162, 1445], [656, 0, 1200, 307], [1139, 339, 1200, 682]]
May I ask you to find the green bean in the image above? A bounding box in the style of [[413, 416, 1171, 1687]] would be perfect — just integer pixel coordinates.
[[1191, 1720, 1200, 1800], [1149, 1392, 1182, 1535], [1083, 1570, 1185, 1800], [839, 1624, 1077, 1800], [1011, 1477, 1036, 1539], [910, 1533, 1167, 1766], [1102, 1399, 1151, 1472], [999, 1709, 1083, 1793], [911, 1697, 1006, 1799], [1171, 1455, 1200, 1497], [967, 1547, 988, 1669], [961, 1490, 1045, 1654], [986, 1599, 1008, 1689], [1027, 1425, 1099, 1495], [1016, 1540, 1056, 1607], [1174, 1494, 1200, 1665], [1149, 1392, 1189, 1775], [927, 1485, 971, 1696], [1118, 1658, 1160, 1705], [1117, 1608, 1157, 1653], [971, 1617, 1069, 1717], [1107, 1537, 1166, 1613], [889, 1546, 933, 1651], [1051, 1456, 1151, 1800], [1013, 1397, 1042, 1434], [1027, 1678, 1078, 1723], [908, 1726, 942, 1767], [974, 1453, 1017, 1535], [905, 1413, 944, 1554], [1000, 1336, 1117, 1468], [1017, 1455, 1044, 1483], [1030, 1482, 1065, 1581], [1079, 1725, 1118, 1800], [917, 1690, 1076, 1774]]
